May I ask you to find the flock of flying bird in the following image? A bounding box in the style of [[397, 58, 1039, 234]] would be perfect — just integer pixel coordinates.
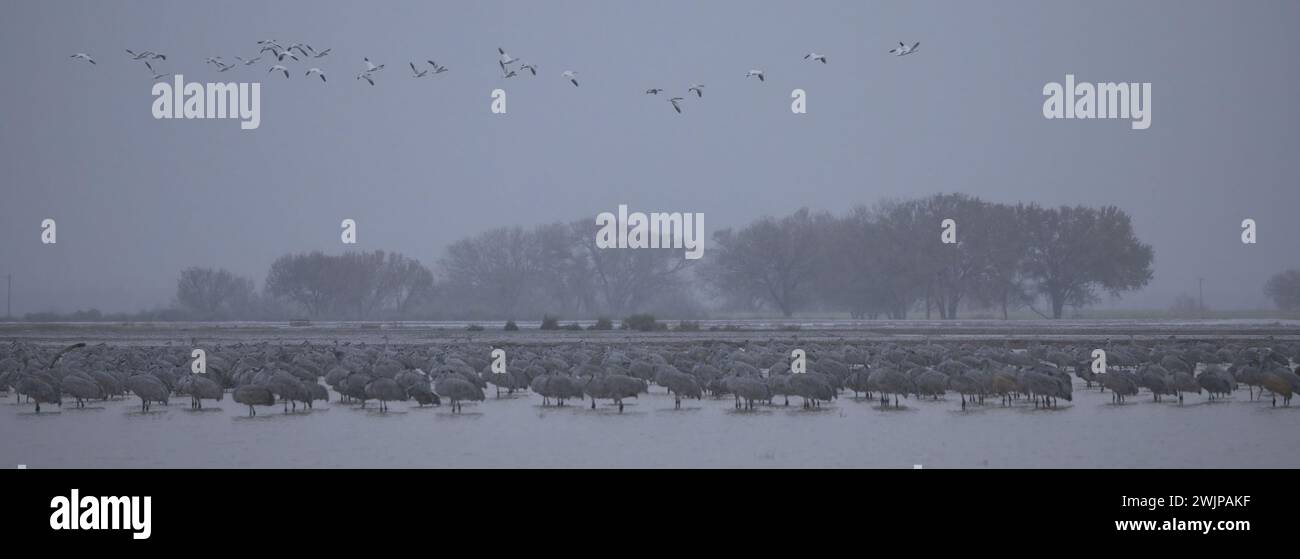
[[67, 40, 921, 113], [3, 336, 1298, 418]]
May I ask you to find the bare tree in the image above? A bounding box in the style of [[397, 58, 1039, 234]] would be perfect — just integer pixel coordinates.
[[176, 267, 255, 318], [704, 208, 828, 317]]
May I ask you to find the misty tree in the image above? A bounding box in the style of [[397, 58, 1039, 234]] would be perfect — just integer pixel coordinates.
[[1019, 204, 1154, 318], [1264, 269, 1300, 311], [378, 252, 435, 317], [705, 208, 829, 317], [576, 220, 691, 316], [265, 252, 334, 318], [176, 267, 255, 318], [438, 226, 543, 317], [265, 250, 433, 319], [817, 206, 900, 318], [920, 193, 1000, 319], [534, 222, 596, 315]]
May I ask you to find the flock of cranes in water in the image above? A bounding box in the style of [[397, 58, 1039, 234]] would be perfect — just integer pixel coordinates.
[[3, 337, 1299, 417], [67, 39, 920, 113]]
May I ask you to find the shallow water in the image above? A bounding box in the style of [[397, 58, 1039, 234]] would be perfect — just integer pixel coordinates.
[[2, 381, 1296, 468]]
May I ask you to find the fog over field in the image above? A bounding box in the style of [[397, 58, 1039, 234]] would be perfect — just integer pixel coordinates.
[[1, 0, 1298, 315]]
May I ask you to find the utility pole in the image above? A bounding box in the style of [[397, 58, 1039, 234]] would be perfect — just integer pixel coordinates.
[[1197, 277, 1205, 318]]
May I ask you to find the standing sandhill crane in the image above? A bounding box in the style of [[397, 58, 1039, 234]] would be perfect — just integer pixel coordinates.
[[126, 374, 169, 412], [1197, 366, 1236, 400], [725, 376, 770, 411], [61, 374, 104, 408], [1137, 365, 1176, 402], [530, 374, 584, 407], [177, 374, 223, 409], [911, 368, 948, 401], [1022, 370, 1071, 408], [789, 373, 835, 409], [1167, 371, 1201, 404], [1261, 368, 1300, 407], [655, 367, 702, 409], [1102, 371, 1139, 404], [364, 378, 406, 412], [233, 385, 274, 417], [17, 376, 61, 413], [435, 374, 484, 413], [868, 367, 912, 408], [948, 371, 987, 410]]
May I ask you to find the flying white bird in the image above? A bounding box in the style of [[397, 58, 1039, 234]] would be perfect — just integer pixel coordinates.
[[803, 52, 828, 64], [745, 70, 765, 82], [363, 57, 385, 72], [356, 72, 375, 86], [275, 50, 299, 62], [144, 62, 170, 80], [236, 56, 261, 66], [562, 70, 579, 87], [216, 61, 235, 72], [645, 88, 663, 95], [69, 53, 95, 64], [410, 62, 429, 78], [257, 39, 284, 50], [126, 49, 165, 60], [312, 48, 332, 59], [306, 68, 326, 82], [204, 56, 225, 66], [889, 41, 920, 56], [268, 64, 290, 78], [288, 43, 313, 58], [688, 84, 704, 97], [519, 63, 537, 76], [427, 60, 448, 74], [498, 47, 518, 66], [502, 68, 518, 78], [669, 97, 684, 113]]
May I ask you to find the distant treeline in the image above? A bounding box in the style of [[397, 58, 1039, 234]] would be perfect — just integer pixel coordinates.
[[30, 193, 1300, 322]]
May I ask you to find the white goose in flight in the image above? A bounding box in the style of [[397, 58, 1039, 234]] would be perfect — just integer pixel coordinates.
[[306, 68, 326, 82], [126, 49, 165, 60], [410, 62, 429, 78], [498, 47, 518, 66], [562, 70, 579, 87], [803, 52, 828, 64], [889, 42, 920, 56], [519, 63, 537, 76], [236, 56, 261, 66], [745, 70, 764, 82], [363, 57, 385, 72], [645, 88, 663, 95], [669, 97, 684, 113], [268, 64, 290, 78], [427, 60, 448, 74], [688, 84, 704, 97], [313, 48, 332, 59], [69, 53, 95, 64], [356, 72, 376, 86]]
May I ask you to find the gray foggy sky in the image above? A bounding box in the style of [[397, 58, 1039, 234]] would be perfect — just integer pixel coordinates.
[[1, 0, 1297, 314]]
